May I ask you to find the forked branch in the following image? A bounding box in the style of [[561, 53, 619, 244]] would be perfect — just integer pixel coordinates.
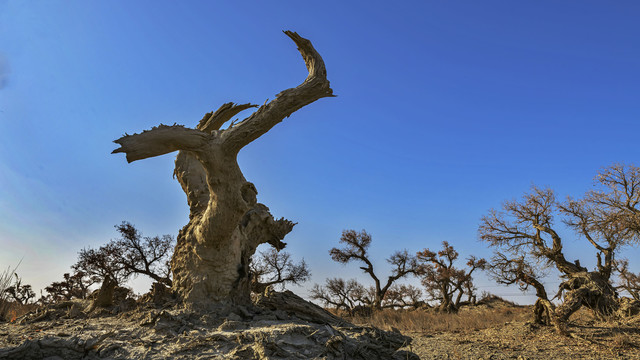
[[198, 102, 258, 133], [223, 31, 334, 153]]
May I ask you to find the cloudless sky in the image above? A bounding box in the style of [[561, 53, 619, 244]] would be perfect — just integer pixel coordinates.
[[1, 1, 639, 304]]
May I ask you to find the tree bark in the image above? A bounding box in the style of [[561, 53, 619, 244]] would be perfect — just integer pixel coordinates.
[[112, 31, 333, 308]]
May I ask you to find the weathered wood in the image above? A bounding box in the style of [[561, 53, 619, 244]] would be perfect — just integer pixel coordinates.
[[222, 31, 334, 153], [112, 125, 208, 163], [113, 32, 333, 308]]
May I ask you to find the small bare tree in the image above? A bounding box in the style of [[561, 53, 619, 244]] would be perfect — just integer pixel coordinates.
[[4, 273, 35, 305], [250, 248, 310, 293], [416, 241, 486, 313], [310, 278, 370, 313], [45, 271, 94, 302], [329, 229, 419, 310], [382, 284, 425, 309], [615, 259, 640, 300], [73, 243, 129, 287], [73, 223, 173, 296], [113, 222, 174, 287]]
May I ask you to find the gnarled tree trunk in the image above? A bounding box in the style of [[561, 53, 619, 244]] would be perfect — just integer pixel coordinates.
[[112, 31, 333, 308]]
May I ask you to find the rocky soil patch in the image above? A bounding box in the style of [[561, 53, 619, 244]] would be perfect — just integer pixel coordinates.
[[0, 290, 417, 359]]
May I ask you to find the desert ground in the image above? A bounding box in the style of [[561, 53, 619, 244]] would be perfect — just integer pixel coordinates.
[[1, 294, 639, 359]]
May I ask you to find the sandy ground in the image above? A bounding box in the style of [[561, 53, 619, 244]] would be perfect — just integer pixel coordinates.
[[404, 316, 640, 359]]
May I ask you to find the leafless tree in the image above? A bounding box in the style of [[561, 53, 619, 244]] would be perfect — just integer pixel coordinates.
[[479, 165, 640, 333], [113, 222, 173, 287], [587, 164, 640, 234], [329, 229, 419, 310], [250, 248, 310, 293], [73, 243, 129, 286], [4, 273, 35, 305], [112, 31, 332, 307], [309, 278, 370, 313], [416, 241, 486, 313], [45, 271, 94, 302], [72, 222, 173, 296], [615, 259, 640, 300], [382, 284, 425, 309]]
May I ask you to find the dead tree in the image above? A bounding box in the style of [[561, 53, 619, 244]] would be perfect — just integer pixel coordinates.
[[45, 272, 94, 302], [329, 229, 420, 310], [250, 248, 311, 293], [416, 241, 486, 313], [73, 243, 129, 286], [382, 284, 425, 309], [615, 259, 640, 300], [4, 273, 35, 305], [480, 167, 640, 332], [112, 32, 333, 307], [310, 278, 370, 313], [113, 222, 174, 287]]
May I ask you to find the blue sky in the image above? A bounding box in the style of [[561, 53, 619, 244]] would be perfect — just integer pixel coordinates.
[[1, 1, 639, 303]]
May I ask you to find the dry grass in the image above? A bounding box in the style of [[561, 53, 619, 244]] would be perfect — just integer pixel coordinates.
[[344, 305, 529, 334], [0, 301, 37, 322], [0, 261, 36, 322], [0, 265, 16, 321]]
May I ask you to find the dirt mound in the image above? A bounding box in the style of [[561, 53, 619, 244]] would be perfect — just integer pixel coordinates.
[[474, 294, 519, 308], [0, 290, 417, 359]]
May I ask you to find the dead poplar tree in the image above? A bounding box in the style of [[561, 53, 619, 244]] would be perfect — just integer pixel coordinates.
[[112, 31, 333, 308], [329, 229, 420, 310]]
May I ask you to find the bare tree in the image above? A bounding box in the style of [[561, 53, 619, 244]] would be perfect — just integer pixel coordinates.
[[250, 248, 310, 293], [615, 259, 640, 300], [112, 31, 333, 307], [113, 222, 173, 287], [73, 243, 129, 286], [71, 223, 173, 307], [309, 278, 370, 313], [4, 273, 35, 305], [382, 284, 425, 309], [329, 229, 419, 310], [479, 166, 640, 333], [45, 272, 94, 302], [587, 164, 640, 234], [416, 241, 486, 313]]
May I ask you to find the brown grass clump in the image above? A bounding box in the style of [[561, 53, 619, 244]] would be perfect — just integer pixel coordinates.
[[0, 266, 16, 322], [345, 305, 529, 334], [0, 301, 38, 322]]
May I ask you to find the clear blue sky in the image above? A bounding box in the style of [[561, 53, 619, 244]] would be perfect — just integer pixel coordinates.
[[1, 1, 639, 303]]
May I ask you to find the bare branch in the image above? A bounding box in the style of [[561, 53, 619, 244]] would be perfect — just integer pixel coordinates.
[[223, 31, 334, 153], [112, 125, 209, 163], [479, 186, 582, 275], [197, 102, 258, 133], [616, 259, 640, 300]]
